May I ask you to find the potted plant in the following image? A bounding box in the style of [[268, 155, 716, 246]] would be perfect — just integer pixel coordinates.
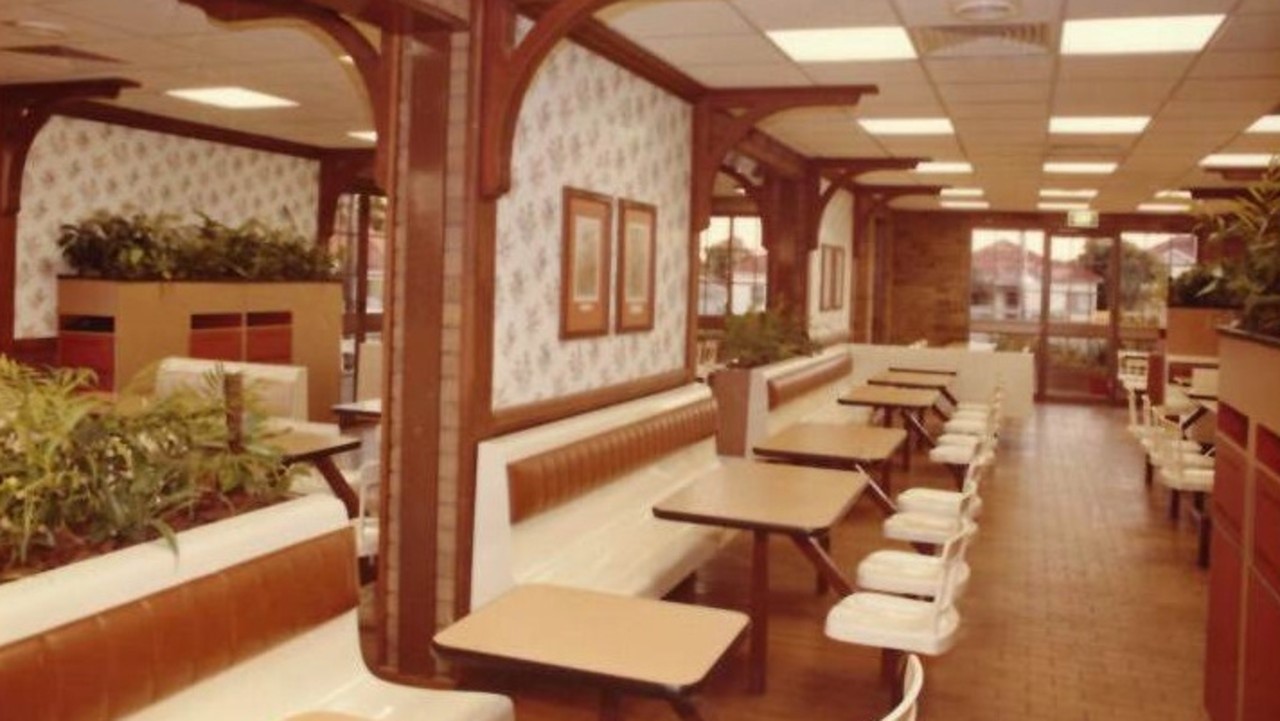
[[709, 307, 818, 455], [0, 359, 297, 582], [54, 211, 344, 415], [1202, 163, 1280, 340]]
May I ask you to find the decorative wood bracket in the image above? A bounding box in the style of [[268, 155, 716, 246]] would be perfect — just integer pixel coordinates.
[[1189, 186, 1250, 201], [478, 0, 617, 198], [178, 0, 389, 184], [1, 78, 137, 349], [317, 149, 378, 244], [1206, 167, 1266, 183], [1, 79, 138, 217], [804, 157, 927, 251], [691, 86, 877, 232]]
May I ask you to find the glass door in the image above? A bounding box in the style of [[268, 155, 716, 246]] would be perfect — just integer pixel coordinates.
[[1043, 234, 1114, 400]]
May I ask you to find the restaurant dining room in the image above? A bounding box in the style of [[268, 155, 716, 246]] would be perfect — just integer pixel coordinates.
[[0, 1, 1278, 720]]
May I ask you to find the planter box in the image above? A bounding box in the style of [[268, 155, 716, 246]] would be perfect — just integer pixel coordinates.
[[708, 366, 767, 456], [1204, 329, 1280, 721], [57, 278, 342, 421], [1167, 307, 1237, 357]]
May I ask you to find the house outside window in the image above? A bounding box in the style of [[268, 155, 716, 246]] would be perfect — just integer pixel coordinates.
[[698, 215, 767, 319]]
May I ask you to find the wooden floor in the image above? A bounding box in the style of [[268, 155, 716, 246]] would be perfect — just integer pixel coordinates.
[[447, 403, 1213, 721]]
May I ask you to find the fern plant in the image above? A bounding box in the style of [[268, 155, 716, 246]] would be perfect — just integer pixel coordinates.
[[1202, 163, 1280, 337], [720, 307, 819, 368], [0, 359, 296, 581]]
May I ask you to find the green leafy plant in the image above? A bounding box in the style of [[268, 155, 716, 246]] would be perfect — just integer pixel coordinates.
[[0, 359, 297, 581], [1168, 263, 1244, 308], [1200, 162, 1280, 337], [720, 307, 819, 368], [58, 211, 339, 282]]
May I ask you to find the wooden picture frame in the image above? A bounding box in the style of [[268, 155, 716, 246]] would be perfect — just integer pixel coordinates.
[[819, 246, 846, 311], [560, 187, 613, 339], [616, 199, 657, 333]]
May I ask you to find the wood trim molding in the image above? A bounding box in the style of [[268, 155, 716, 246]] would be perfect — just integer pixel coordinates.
[[55, 101, 326, 159], [178, 0, 390, 185], [487, 368, 690, 438], [1, 78, 138, 350]]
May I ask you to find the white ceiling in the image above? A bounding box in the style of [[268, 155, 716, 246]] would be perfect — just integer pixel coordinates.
[[0, 0, 374, 149], [601, 0, 1280, 213], [1, 0, 1278, 214]]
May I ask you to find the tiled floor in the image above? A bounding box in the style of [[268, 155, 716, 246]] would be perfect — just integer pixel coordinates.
[[457, 403, 1212, 721]]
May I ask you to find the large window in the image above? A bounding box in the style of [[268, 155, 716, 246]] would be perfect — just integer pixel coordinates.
[[1117, 232, 1198, 328], [969, 228, 1045, 323], [698, 216, 767, 317]]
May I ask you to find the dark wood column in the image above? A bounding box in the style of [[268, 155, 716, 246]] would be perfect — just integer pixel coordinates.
[[0, 79, 136, 350]]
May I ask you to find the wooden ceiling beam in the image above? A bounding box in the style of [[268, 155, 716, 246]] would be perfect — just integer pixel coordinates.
[[1206, 167, 1267, 182], [1189, 186, 1252, 201]]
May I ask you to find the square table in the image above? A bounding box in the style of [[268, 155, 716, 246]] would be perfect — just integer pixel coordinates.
[[434, 584, 748, 721], [273, 430, 361, 518], [331, 398, 382, 430], [654, 459, 867, 694], [838, 385, 941, 469], [867, 371, 958, 416], [752, 423, 905, 512]]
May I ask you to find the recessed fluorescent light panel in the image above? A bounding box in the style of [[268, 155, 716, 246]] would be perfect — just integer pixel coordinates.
[[1138, 203, 1190, 213], [941, 200, 990, 210], [941, 187, 984, 198], [1156, 189, 1192, 200], [915, 161, 973, 174], [1201, 153, 1276, 168], [166, 86, 297, 109], [767, 26, 917, 62], [1247, 115, 1280, 133], [1044, 162, 1117, 175], [1040, 188, 1098, 199], [1049, 116, 1150, 134], [1061, 15, 1225, 55], [1038, 202, 1091, 211], [859, 118, 954, 136], [348, 130, 377, 143]]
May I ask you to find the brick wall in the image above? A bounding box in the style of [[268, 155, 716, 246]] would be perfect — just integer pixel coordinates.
[[885, 210, 972, 345]]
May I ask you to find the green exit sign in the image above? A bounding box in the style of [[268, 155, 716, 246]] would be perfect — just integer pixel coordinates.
[[1067, 209, 1099, 228]]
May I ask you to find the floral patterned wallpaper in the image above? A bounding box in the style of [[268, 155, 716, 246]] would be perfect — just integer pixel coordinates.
[[15, 116, 320, 339], [492, 39, 692, 410], [808, 187, 854, 343]]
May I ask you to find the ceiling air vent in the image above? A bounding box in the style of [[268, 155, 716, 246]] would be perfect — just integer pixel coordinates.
[[909, 23, 1053, 58], [2, 45, 123, 63]]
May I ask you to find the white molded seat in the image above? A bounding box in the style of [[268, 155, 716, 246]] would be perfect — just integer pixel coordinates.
[[1153, 416, 1215, 494], [885, 514, 976, 547], [936, 433, 982, 448], [857, 525, 976, 600], [826, 533, 968, 658], [929, 443, 977, 465]]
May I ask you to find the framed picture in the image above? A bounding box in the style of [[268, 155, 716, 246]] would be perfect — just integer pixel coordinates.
[[616, 199, 657, 333], [560, 187, 613, 339], [819, 246, 846, 311]]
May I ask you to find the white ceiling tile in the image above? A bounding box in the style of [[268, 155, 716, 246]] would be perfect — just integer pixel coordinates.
[[925, 56, 1054, 84], [600, 1, 756, 38], [939, 82, 1050, 104], [1058, 55, 1194, 80], [1053, 79, 1177, 114], [728, 0, 899, 31], [1190, 49, 1280, 78], [948, 102, 1050, 119], [684, 62, 811, 87], [1211, 12, 1280, 51], [800, 59, 929, 86], [42, 0, 211, 36], [1065, 0, 1237, 19], [1174, 77, 1280, 102], [641, 33, 787, 66]]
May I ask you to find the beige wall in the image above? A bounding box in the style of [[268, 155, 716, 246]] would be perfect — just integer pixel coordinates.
[[491, 37, 692, 410]]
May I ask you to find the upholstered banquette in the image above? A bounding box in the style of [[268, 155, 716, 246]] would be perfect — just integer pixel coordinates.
[[471, 385, 735, 608], [761, 347, 864, 436], [156, 356, 310, 421], [0, 495, 512, 721]]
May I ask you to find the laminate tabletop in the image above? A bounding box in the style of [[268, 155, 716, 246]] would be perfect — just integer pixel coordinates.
[[753, 423, 907, 465], [868, 371, 953, 390], [838, 385, 940, 409], [433, 584, 748, 692], [270, 430, 361, 464], [654, 459, 868, 534]]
